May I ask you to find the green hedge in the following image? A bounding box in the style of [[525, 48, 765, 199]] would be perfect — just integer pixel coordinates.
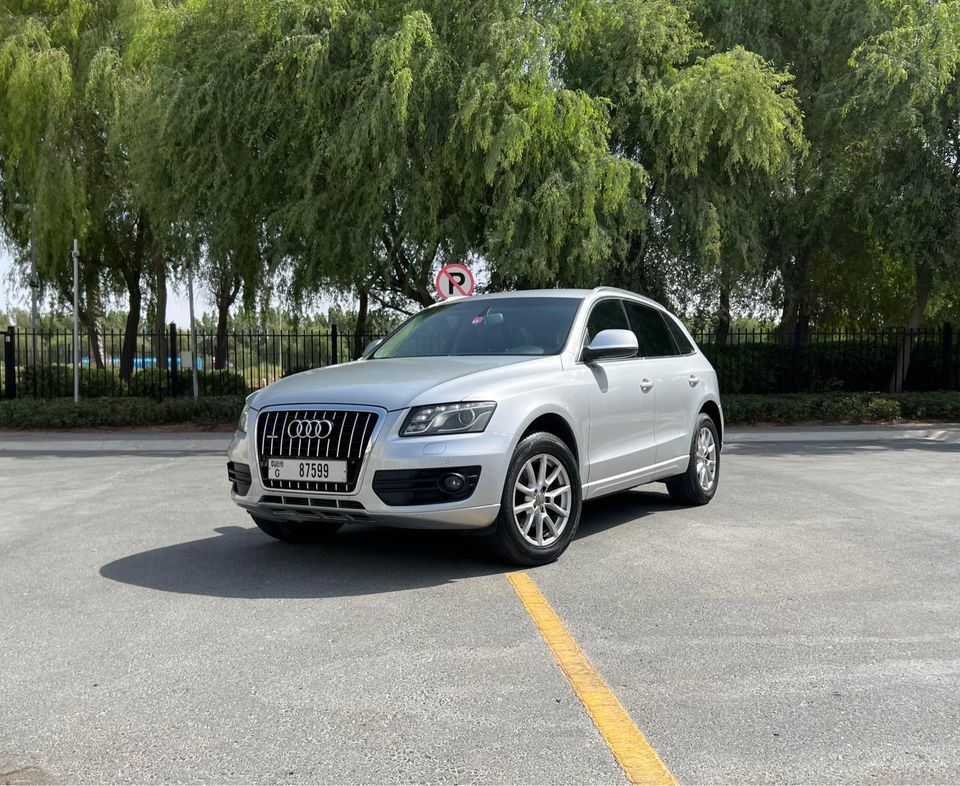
[[1, 391, 958, 430], [125, 368, 247, 397], [15, 365, 248, 398], [0, 395, 245, 429], [723, 391, 960, 424]]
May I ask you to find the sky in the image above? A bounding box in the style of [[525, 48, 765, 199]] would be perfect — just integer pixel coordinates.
[[1, 243, 218, 324]]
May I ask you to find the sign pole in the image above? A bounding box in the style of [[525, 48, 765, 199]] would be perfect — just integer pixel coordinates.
[[72, 239, 79, 403], [188, 262, 199, 399]]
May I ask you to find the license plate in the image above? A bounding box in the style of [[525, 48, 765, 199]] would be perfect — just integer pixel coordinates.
[[268, 458, 348, 483]]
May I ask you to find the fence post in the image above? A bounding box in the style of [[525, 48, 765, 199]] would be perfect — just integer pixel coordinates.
[[790, 322, 803, 393], [169, 322, 178, 398], [3, 326, 16, 400], [330, 323, 339, 366], [943, 321, 954, 391]]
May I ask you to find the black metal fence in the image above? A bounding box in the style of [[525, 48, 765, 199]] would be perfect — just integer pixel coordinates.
[[2, 322, 957, 399], [2, 324, 381, 400], [690, 323, 958, 395]]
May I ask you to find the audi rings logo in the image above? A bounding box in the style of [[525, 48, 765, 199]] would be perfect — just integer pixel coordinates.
[[287, 418, 334, 440]]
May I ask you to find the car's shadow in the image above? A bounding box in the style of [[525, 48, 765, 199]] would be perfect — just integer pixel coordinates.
[[99, 490, 677, 599]]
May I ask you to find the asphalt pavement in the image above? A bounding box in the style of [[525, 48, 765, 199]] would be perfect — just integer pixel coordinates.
[[0, 425, 958, 784]]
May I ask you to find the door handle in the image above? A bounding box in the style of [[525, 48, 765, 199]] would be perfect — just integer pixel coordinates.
[[688, 375, 701, 387], [640, 379, 654, 393]]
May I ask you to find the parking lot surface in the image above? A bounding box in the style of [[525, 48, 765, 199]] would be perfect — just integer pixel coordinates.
[[1, 425, 959, 784]]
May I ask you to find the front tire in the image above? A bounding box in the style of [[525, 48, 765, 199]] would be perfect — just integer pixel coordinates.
[[251, 515, 343, 543], [492, 432, 582, 566], [666, 413, 720, 506]]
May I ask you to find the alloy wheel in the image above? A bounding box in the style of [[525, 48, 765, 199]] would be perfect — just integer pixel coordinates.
[[512, 453, 572, 547], [695, 426, 717, 492]]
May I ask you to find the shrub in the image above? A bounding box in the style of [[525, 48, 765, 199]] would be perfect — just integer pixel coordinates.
[[722, 391, 957, 424], [18, 364, 124, 398], [0, 396, 245, 429]]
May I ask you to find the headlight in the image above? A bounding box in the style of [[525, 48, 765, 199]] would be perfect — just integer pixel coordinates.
[[400, 401, 497, 437], [238, 394, 257, 433]]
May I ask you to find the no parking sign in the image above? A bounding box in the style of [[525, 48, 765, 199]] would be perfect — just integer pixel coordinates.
[[435, 263, 475, 300]]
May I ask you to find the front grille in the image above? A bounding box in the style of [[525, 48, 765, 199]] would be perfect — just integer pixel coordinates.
[[258, 495, 373, 523], [256, 408, 379, 493]]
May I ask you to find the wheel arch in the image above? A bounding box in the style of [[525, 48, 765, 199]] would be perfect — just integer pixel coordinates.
[[698, 398, 723, 447], [517, 411, 580, 467]]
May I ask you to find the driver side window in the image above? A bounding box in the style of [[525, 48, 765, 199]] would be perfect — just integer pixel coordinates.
[[585, 299, 629, 343]]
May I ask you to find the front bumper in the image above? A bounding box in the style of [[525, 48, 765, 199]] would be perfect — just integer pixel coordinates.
[[227, 407, 509, 530]]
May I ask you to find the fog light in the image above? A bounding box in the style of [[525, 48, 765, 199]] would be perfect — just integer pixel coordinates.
[[439, 473, 466, 493]]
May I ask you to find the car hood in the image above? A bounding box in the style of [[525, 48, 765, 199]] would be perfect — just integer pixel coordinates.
[[250, 356, 543, 411]]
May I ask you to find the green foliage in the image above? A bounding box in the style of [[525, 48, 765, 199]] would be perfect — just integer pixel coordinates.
[[562, 0, 804, 306], [140, 0, 644, 308], [722, 392, 960, 424], [0, 0, 163, 304], [0, 395, 245, 429], [13, 364, 249, 398], [18, 365, 124, 398], [125, 368, 248, 398]]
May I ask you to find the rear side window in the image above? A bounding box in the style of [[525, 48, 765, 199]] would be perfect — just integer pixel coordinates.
[[663, 314, 695, 354], [585, 299, 629, 342], [623, 301, 677, 357]]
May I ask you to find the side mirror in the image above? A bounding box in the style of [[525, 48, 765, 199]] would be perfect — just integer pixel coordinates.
[[583, 329, 639, 362], [362, 338, 382, 357]]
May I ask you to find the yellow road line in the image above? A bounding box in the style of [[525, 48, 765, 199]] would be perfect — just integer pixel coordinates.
[[507, 571, 678, 786]]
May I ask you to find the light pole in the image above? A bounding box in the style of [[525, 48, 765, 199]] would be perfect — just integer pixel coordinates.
[[187, 260, 199, 399], [72, 239, 79, 404]]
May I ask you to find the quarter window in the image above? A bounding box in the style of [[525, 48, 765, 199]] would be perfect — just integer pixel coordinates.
[[623, 301, 677, 357], [663, 314, 695, 354]]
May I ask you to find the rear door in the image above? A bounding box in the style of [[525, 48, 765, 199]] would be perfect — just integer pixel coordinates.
[[578, 298, 658, 495], [622, 301, 696, 464]]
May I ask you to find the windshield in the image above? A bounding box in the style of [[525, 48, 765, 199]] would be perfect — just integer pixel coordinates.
[[371, 297, 583, 359]]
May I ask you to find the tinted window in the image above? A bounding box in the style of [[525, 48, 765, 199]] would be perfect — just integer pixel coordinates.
[[663, 314, 695, 354], [372, 297, 582, 358], [585, 299, 629, 342], [623, 301, 677, 357]]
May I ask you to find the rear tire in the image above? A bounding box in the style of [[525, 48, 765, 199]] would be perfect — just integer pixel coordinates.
[[251, 515, 343, 543], [666, 413, 720, 506], [492, 432, 582, 566]]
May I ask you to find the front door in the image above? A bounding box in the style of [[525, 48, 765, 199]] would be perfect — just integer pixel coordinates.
[[578, 298, 658, 497]]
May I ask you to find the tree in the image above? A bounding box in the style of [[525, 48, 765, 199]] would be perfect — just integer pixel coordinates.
[[560, 0, 804, 338], [845, 0, 960, 390], [691, 0, 900, 340], [0, 0, 163, 380], [143, 0, 641, 330]]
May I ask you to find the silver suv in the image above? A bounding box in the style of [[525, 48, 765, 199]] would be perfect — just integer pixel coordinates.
[[227, 288, 722, 565]]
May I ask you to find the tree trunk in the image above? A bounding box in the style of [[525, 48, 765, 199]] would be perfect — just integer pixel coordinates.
[[715, 286, 732, 346], [119, 212, 148, 381], [888, 261, 934, 393], [83, 280, 106, 370], [214, 275, 241, 370], [353, 287, 369, 359], [778, 253, 809, 346], [86, 322, 105, 370], [119, 270, 142, 381], [154, 255, 168, 370]]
